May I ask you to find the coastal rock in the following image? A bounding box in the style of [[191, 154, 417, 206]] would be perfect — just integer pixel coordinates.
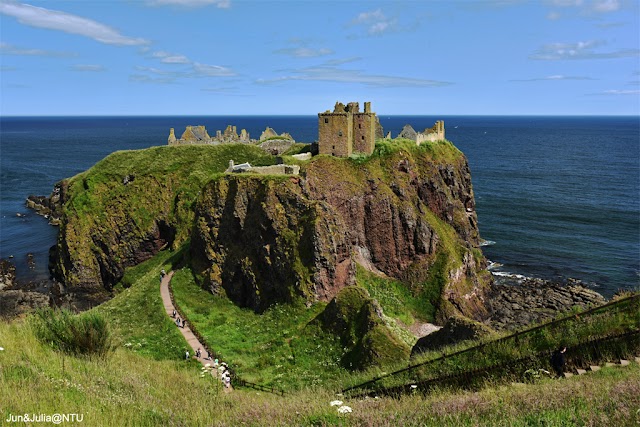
[[0, 259, 16, 291], [0, 289, 51, 318], [305, 148, 489, 321], [25, 181, 68, 226], [190, 175, 354, 312], [485, 277, 607, 330]]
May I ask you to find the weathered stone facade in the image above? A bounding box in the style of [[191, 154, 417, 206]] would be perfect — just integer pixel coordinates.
[[169, 125, 296, 147], [396, 121, 446, 144], [318, 101, 376, 157]]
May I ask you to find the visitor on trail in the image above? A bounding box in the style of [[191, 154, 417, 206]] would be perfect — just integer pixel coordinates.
[[224, 374, 231, 388], [182, 320, 187, 329], [172, 309, 176, 318], [550, 346, 567, 377], [213, 358, 219, 368], [196, 348, 202, 358], [160, 269, 166, 283], [175, 317, 181, 327], [206, 351, 212, 360], [185, 350, 190, 361]]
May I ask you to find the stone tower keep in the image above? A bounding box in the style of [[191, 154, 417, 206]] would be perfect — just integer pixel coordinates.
[[318, 101, 376, 157]]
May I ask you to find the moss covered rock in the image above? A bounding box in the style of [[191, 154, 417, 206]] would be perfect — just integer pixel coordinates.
[[410, 315, 494, 357], [317, 286, 410, 370]]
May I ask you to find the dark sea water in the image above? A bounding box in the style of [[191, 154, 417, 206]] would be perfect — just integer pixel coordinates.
[[1, 116, 638, 297]]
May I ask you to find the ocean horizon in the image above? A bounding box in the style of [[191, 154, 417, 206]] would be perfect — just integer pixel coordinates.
[[1, 115, 638, 297]]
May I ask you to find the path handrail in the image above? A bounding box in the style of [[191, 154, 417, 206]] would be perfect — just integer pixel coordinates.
[[343, 293, 639, 393]]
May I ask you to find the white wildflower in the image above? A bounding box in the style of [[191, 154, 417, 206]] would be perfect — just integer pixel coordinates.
[[330, 400, 343, 406], [337, 405, 352, 414], [205, 363, 211, 368], [0, 347, 4, 351], [410, 384, 418, 389]]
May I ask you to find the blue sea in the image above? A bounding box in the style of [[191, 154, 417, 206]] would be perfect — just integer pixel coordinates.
[[1, 116, 638, 297]]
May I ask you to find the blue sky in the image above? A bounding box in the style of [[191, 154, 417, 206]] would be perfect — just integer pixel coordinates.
[[1, 0, 638, 115]]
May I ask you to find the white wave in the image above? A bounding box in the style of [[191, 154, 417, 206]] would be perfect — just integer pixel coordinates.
[[479, 239, 496, 247]]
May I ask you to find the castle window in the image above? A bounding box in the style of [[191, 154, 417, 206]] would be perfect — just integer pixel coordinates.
[[332, 145, 335, 149], [338, 131, 343, 137], [359, 123, 361, 129], [361, 135, 365, 140], [324, 118, 329, 124]]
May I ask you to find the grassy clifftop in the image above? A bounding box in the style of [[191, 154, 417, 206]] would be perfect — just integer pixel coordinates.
[[51, 144, 276, 307]]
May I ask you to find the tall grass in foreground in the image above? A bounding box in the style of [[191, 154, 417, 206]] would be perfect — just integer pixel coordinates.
[[31, 308, 114, 359], [1, 318, 638, 426]]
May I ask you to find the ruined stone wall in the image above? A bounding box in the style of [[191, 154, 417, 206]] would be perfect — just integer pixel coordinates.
[[318, 113, 353, 157], [352, 113, 376, 155], [416, 121, 445, 145]]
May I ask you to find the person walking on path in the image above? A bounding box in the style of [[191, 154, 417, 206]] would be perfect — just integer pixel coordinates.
[[550, 346, 567, 377], [185, 350, 190, 361]]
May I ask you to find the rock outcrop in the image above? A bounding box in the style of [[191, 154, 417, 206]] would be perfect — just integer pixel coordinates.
[[190, 176, 354, 312], [486, 277, 606, 330], [411, 315, 493, 357], [304, 145, 489, 322], [25, 181, 68, 226], [316, 286, 410, 370]]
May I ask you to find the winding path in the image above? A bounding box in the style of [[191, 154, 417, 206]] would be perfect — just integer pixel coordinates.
[[160, 271, 232, 391]]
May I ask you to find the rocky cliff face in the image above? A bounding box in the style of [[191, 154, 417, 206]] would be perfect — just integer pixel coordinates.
[[45, 142, 490, 320], [190, 176, 354, 312], [303, 144, 489, 321]]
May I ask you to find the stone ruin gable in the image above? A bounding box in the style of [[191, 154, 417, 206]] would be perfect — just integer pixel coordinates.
[[259, 127, 294, 142], [396, 121, 446, 145], [416, 120, 445, 145], [318, 101, 377, 157], [168, 124, 253, 145]]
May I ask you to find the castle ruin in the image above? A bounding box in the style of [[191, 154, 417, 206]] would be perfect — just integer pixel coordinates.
[[318, 101, 377, 157], [168, 125, 294, 147], [397, 121, 445, 145]]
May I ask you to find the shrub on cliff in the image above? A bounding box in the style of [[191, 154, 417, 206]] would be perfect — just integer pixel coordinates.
[[32, 308, 114, 359]]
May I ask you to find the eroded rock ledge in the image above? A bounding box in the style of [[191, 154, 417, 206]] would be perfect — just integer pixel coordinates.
[[486, 277, 606, 331]]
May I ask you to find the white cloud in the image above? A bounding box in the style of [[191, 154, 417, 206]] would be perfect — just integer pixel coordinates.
[[71, 64, 106, 72], [256, 65, 451, 88], [530, 40, 639, 60], [0, 1, 149, 46], [146, 0, 230, 8], [350, 8, 398, 36], [0, 41, 75, 57], [591, 0, 620, 13], [547, 11, 562, 19], [152, 51, 191, 64]]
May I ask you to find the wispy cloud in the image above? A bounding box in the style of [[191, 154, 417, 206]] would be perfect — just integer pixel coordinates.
[[511, 74, 596, 81], [530, 40, 640, 60], [322, 57, 362, 66], [131, 62, 236, 84], [594, 89, 640, 95], [545, 0, 625, 19], [0, 1, 149, 46], [152, 51, 191, 64], [274, 47, 333, 58], [350, 8, 398, 36], [70, 64, 106, 72], [146, 0, 230, 8], [256, 65, 451, 88], [0, 41, 75, 57]]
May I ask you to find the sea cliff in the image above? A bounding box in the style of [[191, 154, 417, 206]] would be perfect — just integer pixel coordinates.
[[44, 139, 491, 322]]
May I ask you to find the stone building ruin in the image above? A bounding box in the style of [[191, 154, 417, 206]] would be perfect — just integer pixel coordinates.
[[397, 121, 445, 145], [168, 125, 294, 147], [318, 101, 377, 157]]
